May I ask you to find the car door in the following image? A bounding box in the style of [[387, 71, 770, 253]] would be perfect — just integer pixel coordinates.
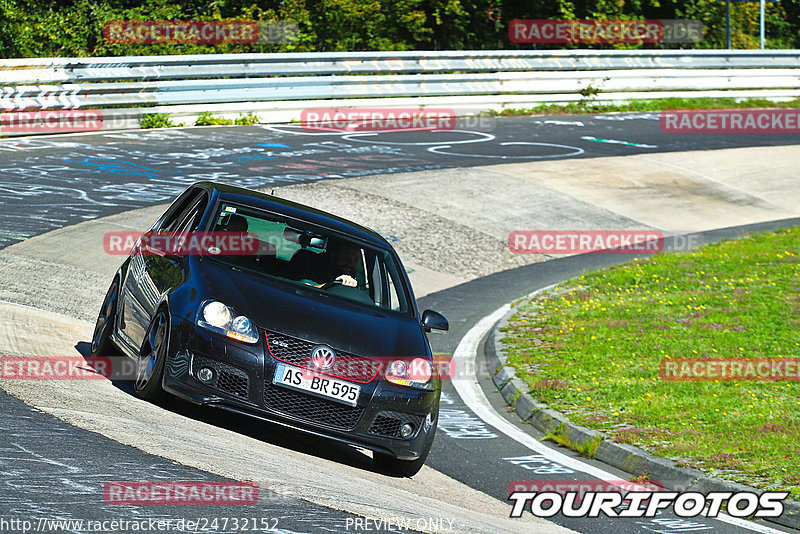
[[119, 187, 206, 351], [142, 190, 209, 318]]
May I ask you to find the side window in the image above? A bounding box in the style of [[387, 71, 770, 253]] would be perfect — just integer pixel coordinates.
[[174, 194, 209, 233], [387, 269, 402, 311], [159, 188, 204, 232], [368, 255, 384, 306], [366, 253, 403, 311]]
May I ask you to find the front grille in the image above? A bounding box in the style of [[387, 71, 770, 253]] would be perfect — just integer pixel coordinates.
[[263, 380, 365, 430], [265, 330, 382, 383], [368, 410, 425, 439], [192, 355, 250, 399]]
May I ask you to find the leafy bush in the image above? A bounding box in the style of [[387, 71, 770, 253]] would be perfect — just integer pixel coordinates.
[[139, 113, 179, 129], [194, 112, 233, 126], [234, 112, 260, 125], [1, 0, 797, 58]]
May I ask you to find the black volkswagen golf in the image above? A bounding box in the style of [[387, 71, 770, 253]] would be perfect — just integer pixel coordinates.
[[90, 181, 449, 477]]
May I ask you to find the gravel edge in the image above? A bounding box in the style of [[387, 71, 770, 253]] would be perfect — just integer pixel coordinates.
[[486, 302, 800, 531]]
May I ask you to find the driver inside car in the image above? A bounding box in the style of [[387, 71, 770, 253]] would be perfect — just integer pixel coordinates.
[[313, 239, 362, 288]]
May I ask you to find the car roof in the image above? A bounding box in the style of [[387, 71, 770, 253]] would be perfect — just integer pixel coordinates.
[[196, 181, 392, 249]]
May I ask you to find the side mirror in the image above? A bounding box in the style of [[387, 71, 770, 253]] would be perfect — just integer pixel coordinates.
[[137, 232, 163, 256], [138, 232, 180, 259], [421, 309, 449, 333]]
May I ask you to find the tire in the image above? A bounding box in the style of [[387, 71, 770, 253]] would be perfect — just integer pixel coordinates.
[[373, 423, 436, 478], [134, 308, 169, 403], [90, 279, 121, 357]]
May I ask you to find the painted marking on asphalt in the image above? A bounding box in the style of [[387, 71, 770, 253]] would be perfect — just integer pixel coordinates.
[[581, 136, 658, 148], [594, 113, 660, 122], [581, 135, 658, 148], [638, 517, 716, 532], [438, 408, 497, 440], [256, 143, 293, 148], [428, 141, 584, 159], [344, 130, 495, 146], [450, 294, 789, 534], [502, 455, 574, 474], [543, 120, 585, 127]]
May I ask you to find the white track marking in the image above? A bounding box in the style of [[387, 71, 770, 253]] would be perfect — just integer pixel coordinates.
[[428, 142, 584, 159], [544, 120, 584, 127], [581, 136, 657, 148], [262, 125, 498, 146], [343, 130, 495, 145], [450, 296, 789, 534]]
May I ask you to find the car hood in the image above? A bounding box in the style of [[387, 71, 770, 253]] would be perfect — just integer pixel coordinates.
[[197, 257, 426, 358]]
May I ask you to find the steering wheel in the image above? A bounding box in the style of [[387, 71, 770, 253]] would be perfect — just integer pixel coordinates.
[[320, 279, 344, 290]]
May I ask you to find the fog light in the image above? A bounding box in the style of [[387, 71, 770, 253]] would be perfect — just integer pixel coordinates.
[[197, 367, 215, 383], [400, 423, 414, 438]]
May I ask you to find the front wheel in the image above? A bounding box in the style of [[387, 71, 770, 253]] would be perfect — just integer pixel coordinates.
[[134, 308, 169, 402], [90, 279, 120, 357], [373, 424, 436, 478]]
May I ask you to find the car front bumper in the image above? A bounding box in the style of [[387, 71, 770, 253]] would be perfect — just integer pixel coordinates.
[[161, 316, 439, 460]]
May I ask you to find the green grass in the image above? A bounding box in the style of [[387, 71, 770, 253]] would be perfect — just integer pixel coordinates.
[[484, 97, 800, 117], [543, 424, 604, 458], [502, 227, 800, 497]]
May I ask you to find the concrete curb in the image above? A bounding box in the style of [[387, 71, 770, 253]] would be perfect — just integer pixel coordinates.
[[485, 301, 800, 531]]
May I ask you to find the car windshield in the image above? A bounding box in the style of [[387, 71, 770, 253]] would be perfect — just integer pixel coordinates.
[[205, 202, 410, 313]]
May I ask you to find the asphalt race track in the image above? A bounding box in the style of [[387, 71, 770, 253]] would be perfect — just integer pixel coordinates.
[[0, 388, 397, 533], [1, 114, 799, 534], [1, 113, 798, 248]]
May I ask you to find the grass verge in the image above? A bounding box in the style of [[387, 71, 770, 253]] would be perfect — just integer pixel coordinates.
[[501, 226, 800, 498], [483, 97, 800, 117], [543, 424, 604, 458]]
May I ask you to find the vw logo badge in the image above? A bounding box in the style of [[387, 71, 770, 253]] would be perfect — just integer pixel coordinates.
[[311, 345, 336, 370]]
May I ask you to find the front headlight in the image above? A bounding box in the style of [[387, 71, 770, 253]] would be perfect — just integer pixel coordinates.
[[385, 357, 435, 389], [196, 300, 258, 344]]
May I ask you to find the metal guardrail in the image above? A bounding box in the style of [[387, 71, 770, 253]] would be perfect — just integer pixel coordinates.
[[1, 49, 799, 132]]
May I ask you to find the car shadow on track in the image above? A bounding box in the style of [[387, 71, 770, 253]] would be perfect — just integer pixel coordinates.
[[75, 341, 386, 476]]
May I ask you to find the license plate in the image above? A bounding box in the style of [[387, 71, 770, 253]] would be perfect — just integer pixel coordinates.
[[273, 363, 360, 406]]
